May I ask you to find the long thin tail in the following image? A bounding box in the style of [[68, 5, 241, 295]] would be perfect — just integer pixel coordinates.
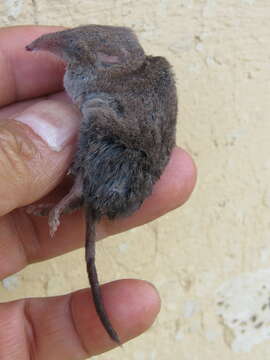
[[85, 204, 121, 345]]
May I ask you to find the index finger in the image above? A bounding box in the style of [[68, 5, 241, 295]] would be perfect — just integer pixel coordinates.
[[0, 25, 66, 107]]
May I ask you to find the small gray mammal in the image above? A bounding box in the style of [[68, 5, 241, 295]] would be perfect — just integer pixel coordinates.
[[26, 25, 177, 344]]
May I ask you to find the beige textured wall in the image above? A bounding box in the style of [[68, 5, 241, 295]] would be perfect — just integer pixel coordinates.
[[1, 0, 270, 359]]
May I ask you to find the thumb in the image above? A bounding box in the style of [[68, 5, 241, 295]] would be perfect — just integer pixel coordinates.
[[0, 100, 80, 216]]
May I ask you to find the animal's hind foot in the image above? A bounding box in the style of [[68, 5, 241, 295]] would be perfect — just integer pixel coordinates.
[[26, 173, 84, 238], [26, 203, 54, 216]]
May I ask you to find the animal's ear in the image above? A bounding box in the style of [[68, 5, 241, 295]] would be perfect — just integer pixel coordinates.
[[97, 51, 121, 66], [96, 44, 144, 73]]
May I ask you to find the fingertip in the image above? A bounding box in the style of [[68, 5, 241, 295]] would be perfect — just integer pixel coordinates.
[[140, 146, 198, 215], [168, 147, 197, 205], [0, 100, 81, 216], [71, 279, 161, 355]]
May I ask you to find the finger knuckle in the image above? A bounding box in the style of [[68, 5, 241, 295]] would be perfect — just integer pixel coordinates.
[[0, 123, 37, 179]]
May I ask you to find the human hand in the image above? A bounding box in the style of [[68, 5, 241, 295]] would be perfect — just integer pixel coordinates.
[[0, 26, 196, 359]]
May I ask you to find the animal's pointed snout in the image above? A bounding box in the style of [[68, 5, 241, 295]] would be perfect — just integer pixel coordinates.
[[25, 44, 33, 51]]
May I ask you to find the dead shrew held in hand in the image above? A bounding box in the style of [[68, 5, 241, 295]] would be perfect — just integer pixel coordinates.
[[26, 25, 177, 344]]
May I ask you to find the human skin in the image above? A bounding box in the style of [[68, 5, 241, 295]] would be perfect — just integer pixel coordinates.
[[0, 26, 196, 359]]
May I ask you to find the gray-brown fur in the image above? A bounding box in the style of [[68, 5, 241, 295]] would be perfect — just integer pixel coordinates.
[[26, 25, 177, 344]]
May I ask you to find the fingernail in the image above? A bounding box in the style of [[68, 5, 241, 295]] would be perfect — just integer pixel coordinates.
[[15, 100, 81, 151]]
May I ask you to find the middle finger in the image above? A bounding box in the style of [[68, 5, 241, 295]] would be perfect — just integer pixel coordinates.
[[0, 147, 196, 279]]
